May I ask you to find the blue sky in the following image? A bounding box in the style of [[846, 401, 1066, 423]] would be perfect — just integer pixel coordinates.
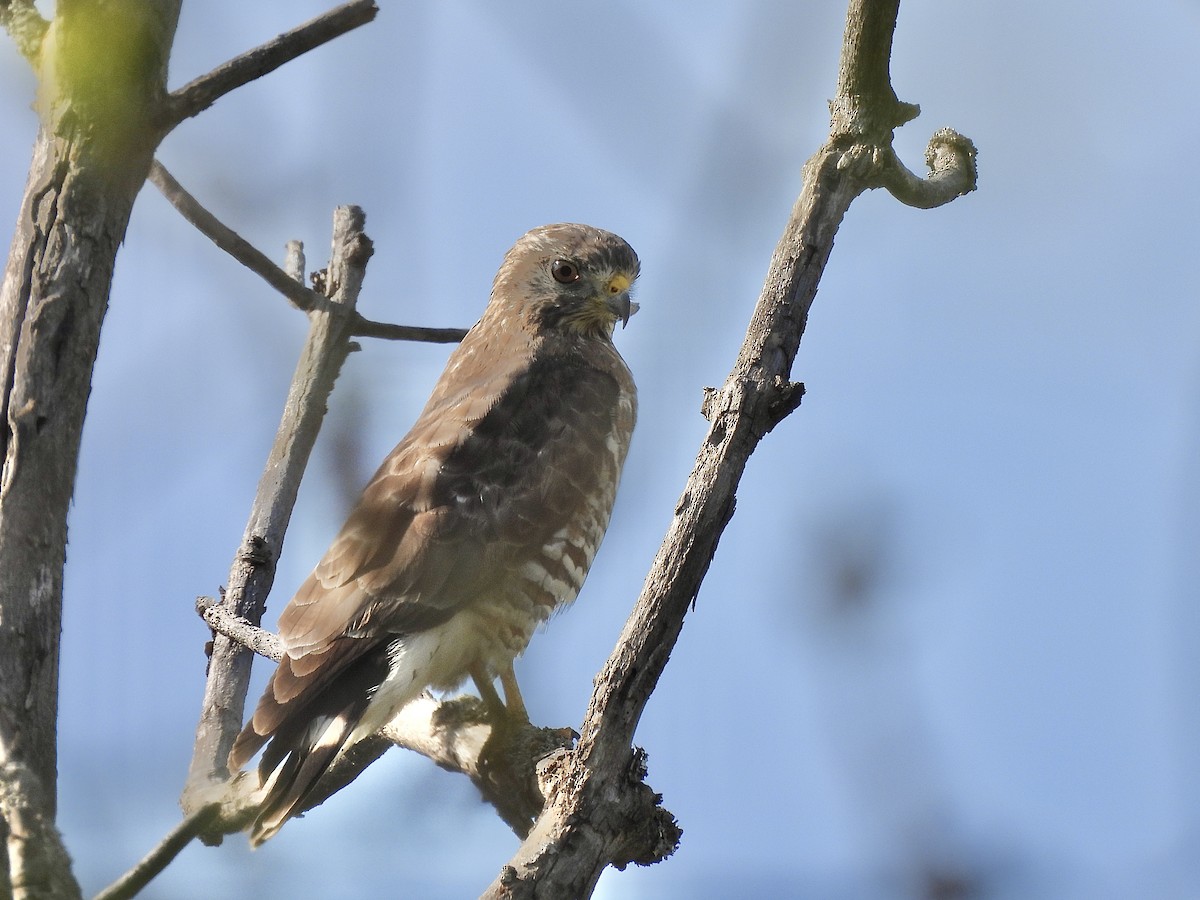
[[3, 2, 1199, 897]]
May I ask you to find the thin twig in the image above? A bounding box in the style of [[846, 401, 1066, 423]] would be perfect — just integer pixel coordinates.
[[93, 804, 222, 900], [162, 0, 379, 127], [352, 318, 468, 343], [148, 160, 321, 313], [196, 596, 282, 661], [148, 160, 468, 343]]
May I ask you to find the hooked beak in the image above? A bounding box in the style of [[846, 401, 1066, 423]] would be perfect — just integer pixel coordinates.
[[604, 272, 638, 328], [606, 291, 636, 328]]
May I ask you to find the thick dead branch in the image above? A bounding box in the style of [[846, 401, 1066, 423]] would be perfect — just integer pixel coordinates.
[[0, 744, 80, 900], [284, 240, 306, 283], [829, 0, 919, 137], [162, 0, 378, 128], [181, 206, 373, 814], [312, 698, 575, 838], [0, 4, 185, 896], [873, 128, 978, 209], [2, 1, 394, 896], [482, 0, 977, 895]]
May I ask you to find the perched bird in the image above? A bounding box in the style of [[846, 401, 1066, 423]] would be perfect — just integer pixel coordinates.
[[229, 223, 640, 845]]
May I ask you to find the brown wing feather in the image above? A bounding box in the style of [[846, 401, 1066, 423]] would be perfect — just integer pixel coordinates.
[[273, 324, 534, 657], [280, 342, 634, 655], [233, 334, 634, 770]]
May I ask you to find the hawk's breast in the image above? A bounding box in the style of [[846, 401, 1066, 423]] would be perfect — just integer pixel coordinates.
[[423, 344, 636, 683]]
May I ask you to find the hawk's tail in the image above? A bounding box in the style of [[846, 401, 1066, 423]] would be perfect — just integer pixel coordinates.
[[230, 643, 394, 846], [249, 710, 359, 846]]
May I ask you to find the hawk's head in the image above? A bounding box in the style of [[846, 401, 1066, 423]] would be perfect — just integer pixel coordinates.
[[492, 223, 640, 340]]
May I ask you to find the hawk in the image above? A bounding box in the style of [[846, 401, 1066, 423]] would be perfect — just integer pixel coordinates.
[[229, 223, 640, 845]]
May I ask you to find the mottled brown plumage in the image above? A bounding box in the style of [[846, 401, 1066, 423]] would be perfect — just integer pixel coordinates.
[[229, 223, 639, 845]]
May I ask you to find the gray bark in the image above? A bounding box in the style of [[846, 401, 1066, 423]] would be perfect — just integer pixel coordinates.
[[0, 4, 181, 896]]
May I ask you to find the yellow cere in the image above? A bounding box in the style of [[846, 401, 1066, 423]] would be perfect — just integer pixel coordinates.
[[607, 274, 632, 295]]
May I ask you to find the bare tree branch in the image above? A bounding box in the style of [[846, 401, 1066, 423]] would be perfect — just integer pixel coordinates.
[[284, 239, 306, 283], [92, 804, 221, 900], [3, 1, 402, 895], [0, 741, 80, 900], [148, 160, 323, 312], [309, 698, 576, 838], [482, 0, 978, 894], [148, 160, 469, 343], [196, 595, 283, 661], [162, 0, 379, 128], [874, 127, 978, 209], [181, 206, 374, 814], [351, 317, 469, 343], [0, 4, 185, 896], [829, 0, 920, 136]]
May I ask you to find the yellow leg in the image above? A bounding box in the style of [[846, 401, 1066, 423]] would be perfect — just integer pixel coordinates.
[[499, 663, 528, 722], [470, 664, 506, 721]]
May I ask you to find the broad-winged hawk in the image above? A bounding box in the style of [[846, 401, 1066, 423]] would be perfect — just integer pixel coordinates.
[[229, 223, 640, 845]]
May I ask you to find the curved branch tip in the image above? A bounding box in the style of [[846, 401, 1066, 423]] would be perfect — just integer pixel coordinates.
[[926, 126, 978, 187], [872, 126, 978, 210]]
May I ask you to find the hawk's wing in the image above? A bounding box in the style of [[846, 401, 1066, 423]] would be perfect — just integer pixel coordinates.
[[231, 343, 634, 769]]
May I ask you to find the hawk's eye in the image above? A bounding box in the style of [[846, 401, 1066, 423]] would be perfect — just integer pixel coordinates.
[[550, 259, 580, 284]]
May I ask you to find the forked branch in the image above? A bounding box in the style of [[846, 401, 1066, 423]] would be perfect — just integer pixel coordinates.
[[148, 161, 468, 343]]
